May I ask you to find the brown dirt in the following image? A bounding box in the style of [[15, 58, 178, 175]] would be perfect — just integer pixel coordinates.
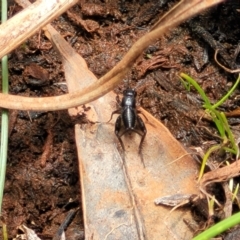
[[1, 0, 240, 239]]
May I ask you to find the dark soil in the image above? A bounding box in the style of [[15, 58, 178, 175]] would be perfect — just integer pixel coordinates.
[[1, 0, 240, 239]]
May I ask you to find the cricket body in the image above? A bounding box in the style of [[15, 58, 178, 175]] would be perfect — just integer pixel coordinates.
[[110, 88, 147, 165]]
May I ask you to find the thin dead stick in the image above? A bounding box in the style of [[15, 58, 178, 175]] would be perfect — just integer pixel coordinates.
[[200, 160, 240, 187], [214, 49, 240, 73], [0, 0, 224, 111], [161, 153, 192, 168], [0, 0, 79, 58], [103, 222, 132, 240]]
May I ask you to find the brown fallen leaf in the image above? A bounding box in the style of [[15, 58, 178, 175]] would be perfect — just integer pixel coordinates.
[[38, 3, 201, 239]]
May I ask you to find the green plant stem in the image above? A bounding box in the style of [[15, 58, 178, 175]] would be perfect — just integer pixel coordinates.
[[2, 222, 8, 240], [192, 212, 240, 240], [220, 112, 238, 153], [1, 55, 8, 93], [0, 0, 8, 217], [212, 74, 240, 109], [208, 109, 226, 138], [198, 144, 222, 182], [0, 109, 8, 213], [180, 73, 211, 107], [232, 184, 239, 202]]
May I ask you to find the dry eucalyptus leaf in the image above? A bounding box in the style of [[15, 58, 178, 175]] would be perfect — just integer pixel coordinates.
[[43, 9, 200, 239], [75, 104, 200, 240]]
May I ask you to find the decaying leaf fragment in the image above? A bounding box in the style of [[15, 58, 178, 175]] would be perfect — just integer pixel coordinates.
[[200, 160, 240, 188], [155, 193, 195, 207], [13, 225, 41, 240]]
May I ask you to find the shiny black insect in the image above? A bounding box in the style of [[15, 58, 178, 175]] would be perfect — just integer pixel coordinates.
[[109, 89, 147, 163]]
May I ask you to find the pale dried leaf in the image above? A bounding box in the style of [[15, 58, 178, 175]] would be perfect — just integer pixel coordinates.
[[13, 225, 41, 240], [155, 193, 195, 207]]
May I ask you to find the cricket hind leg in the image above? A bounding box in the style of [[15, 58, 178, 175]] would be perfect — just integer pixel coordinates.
[[134, 116, 147, 167], [115, 115, 126, 152]]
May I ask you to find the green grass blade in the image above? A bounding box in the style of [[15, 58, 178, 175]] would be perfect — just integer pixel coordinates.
[[192, 211, 240, 240], [0, 0, 9, 219], [208, 109, 225, 138], [2, 217, 8, 240], [198, 144, 222, 181], [220, 112, 238, 153], [212, 74, 240, 109], [0, 109, 8, 214], [232, 184, 239, 202], [180, 73, 212, 107]]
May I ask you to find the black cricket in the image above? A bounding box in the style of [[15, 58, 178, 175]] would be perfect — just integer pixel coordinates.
[[109, 88, 147, 162]]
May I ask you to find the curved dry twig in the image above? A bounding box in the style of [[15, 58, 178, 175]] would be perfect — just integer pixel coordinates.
[[0, 0, 224, 111], [214, 49, 240, 73]]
